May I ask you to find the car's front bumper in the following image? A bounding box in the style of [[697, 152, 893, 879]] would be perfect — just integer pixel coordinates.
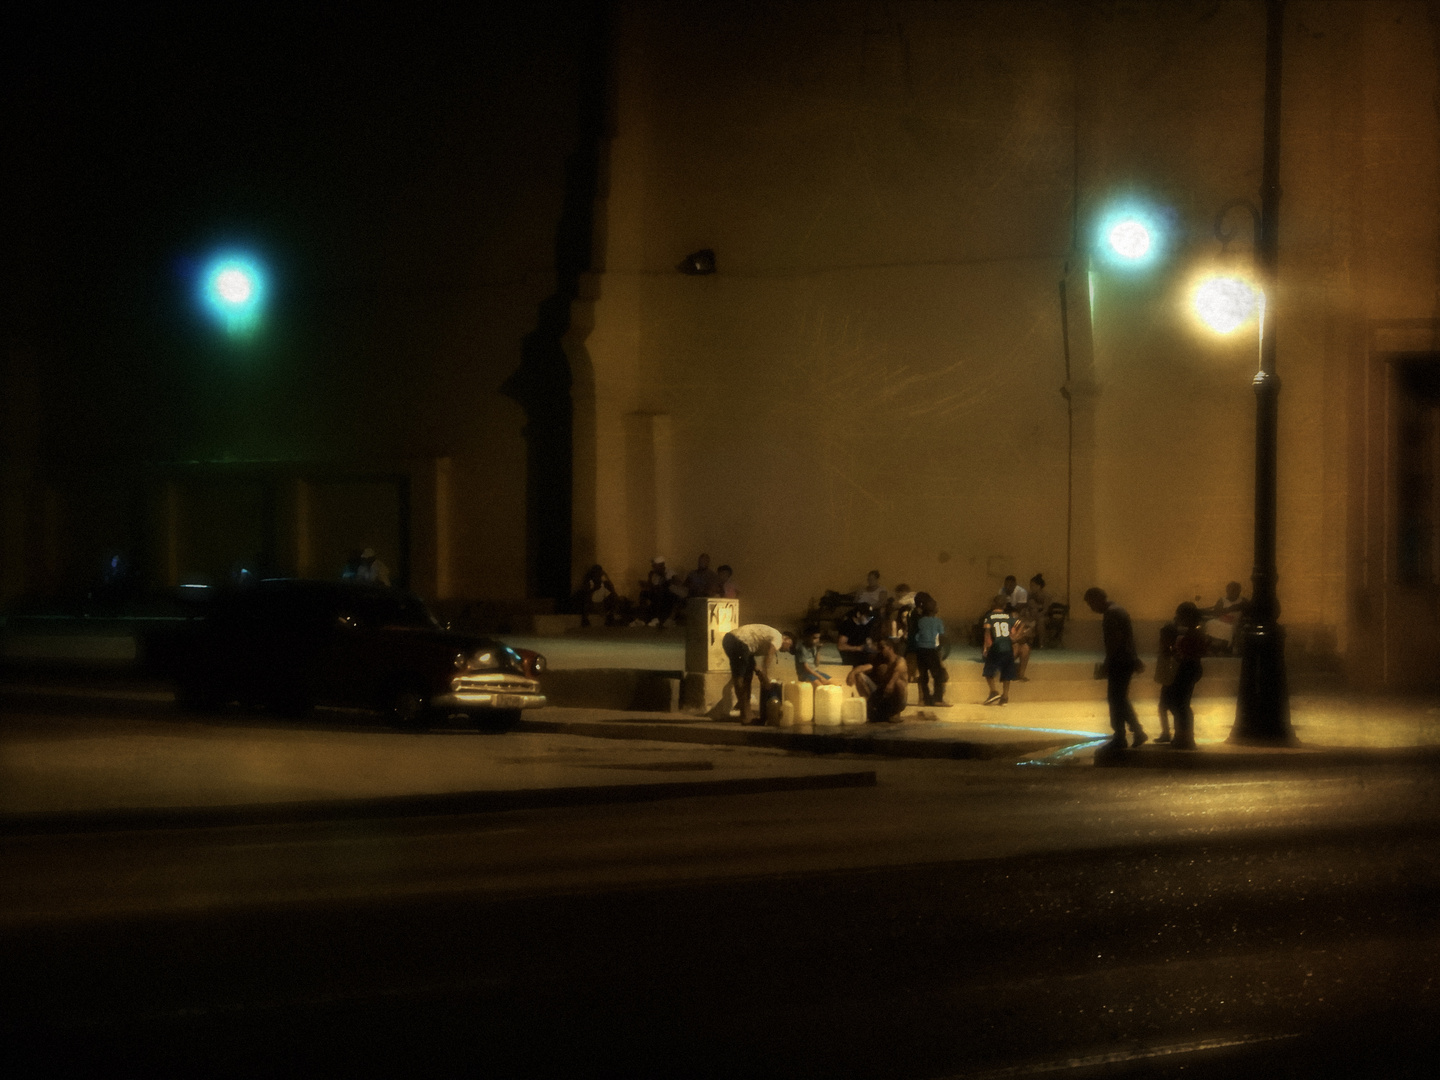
[[433, 673, 546, 712]]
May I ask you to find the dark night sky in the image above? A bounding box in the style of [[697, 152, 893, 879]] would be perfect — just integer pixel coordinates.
[[3, 3, 594, 462]]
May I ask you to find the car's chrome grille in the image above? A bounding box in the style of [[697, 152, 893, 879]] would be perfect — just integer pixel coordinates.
[[455, 675, 538, 694]]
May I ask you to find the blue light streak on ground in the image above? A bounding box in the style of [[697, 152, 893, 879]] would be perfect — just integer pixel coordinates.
[[1016, 738, 1110, 766]]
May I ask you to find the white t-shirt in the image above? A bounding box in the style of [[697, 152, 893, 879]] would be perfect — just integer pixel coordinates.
[[855, 586, 887, 609], [731, 624, 784, 655], [1008, 585, 1028, 608]]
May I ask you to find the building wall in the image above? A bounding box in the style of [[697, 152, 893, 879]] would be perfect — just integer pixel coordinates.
[[575, 0, 1440, 679]]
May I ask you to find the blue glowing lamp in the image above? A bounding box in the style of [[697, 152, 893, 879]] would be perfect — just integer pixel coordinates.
[[1095, 204, 1167, 270], [200, 254, 266, 337]]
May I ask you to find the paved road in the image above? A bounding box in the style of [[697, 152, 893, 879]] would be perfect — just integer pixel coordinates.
[[3, 701, 1440, 1077]]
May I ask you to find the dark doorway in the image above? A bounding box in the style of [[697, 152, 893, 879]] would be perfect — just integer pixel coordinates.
[[1395, 354, 1440, 585]]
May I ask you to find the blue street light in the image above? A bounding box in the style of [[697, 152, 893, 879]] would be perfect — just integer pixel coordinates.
[[1094, 202, 1171, 271], [200, 253, 267, 338]]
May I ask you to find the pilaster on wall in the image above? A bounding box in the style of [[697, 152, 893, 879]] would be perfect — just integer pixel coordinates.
[[623, 411, 673, 591], [1062, 266, 1099, 611]]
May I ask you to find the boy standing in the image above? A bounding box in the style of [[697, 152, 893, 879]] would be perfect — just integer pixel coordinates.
[[913, 596, 950, 707], [982, 595, 1017, 705]]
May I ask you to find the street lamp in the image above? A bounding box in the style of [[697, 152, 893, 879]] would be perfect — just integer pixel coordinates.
[[1216, 0, 1298, 746], [200, 252, 267, 339]]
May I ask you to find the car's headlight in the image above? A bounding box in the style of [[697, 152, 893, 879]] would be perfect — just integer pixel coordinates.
[[532, 654, 546, 674]]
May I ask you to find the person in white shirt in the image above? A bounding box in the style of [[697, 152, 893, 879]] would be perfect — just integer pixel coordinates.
[[355, 548, 391, 587], [722, 623, 794, 725], [853, 569, 887, 611], [1001, 574, 1027, 610]]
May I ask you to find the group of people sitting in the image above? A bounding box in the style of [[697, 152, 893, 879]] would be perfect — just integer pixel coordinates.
[[567, 554, 738, 628], [724, 570, 1015, 725]]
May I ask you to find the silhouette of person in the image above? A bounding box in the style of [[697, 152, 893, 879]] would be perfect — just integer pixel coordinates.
[[1168, 601, 1207, 750], [1085, 587, 1147, 749]]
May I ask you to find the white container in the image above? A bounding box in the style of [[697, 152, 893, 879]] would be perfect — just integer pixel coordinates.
[[813, 684, 843, 726], [778, 700, 795, 727], [840, 697, 867, 726], [794, 680, 813, 723], [782, 680, 815, 725]]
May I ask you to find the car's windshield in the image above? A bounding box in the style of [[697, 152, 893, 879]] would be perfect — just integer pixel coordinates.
[[353, 591, 438, 629]]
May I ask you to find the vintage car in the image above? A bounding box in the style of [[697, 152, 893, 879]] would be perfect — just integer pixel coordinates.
[[150, 579, 546, 728]]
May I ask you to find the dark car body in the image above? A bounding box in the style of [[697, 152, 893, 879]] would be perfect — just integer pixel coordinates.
[[151, 579, 546, 726]]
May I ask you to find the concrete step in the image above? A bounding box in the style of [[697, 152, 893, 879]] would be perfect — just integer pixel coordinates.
[[929, 678, 1240, 703]]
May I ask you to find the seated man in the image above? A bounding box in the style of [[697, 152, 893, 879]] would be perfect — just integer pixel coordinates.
[[848, 637, 909, 724], [852, 570, 887, 611], [790, 625, 834, 685], [683, 553, 719, 599], [1203, 580, 1248, 655], [634, 556, 679, 627], [835, 603, 879, 667]]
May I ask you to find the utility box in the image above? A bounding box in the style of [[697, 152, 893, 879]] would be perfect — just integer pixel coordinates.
[[685, 597, 739, 673]]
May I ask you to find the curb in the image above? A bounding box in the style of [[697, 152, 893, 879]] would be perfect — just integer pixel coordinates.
[[1093, 744, 1440, 770], [514, 717, 1077, 760], [0, 770, 878, 837]]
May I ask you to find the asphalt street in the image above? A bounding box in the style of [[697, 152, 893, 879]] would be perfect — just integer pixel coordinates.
[[3, 695, 1440, 1077]]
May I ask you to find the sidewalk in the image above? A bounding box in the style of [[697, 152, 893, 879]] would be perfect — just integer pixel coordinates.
[[521, 688, 1440, 769], [0, 693, 875, 834], [3, 675, 1437, 837]]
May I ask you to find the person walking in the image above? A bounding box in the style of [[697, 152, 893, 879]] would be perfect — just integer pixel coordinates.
[[981, 595, 1017, 705], [1084, 587, 1147, 749], [912, 595, 950, 707], [721, 623, 794, 726]]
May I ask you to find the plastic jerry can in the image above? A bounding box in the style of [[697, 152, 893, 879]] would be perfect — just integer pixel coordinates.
[[813, 684, 843, 725], [782, 680, 815, 724], [840, 697, 867, 725]]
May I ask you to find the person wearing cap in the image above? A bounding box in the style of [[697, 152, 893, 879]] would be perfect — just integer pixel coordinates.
[[722, 623, 794, 725]]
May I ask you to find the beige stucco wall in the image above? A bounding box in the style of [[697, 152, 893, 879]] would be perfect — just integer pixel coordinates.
[[575, 0, 1440, 670]]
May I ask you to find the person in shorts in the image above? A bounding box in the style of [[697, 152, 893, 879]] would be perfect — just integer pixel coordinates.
[[722, 623, 794, 725], [848, 637, 909, 723], [981, 594, 1017, 705]]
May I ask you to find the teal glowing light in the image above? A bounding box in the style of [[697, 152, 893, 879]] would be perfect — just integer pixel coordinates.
[[201, 254, 267, 337], [1095, 203, 1170, 270]]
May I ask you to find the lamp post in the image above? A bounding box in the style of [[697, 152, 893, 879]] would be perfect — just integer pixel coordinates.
[[1230, 0, 1297, 745]]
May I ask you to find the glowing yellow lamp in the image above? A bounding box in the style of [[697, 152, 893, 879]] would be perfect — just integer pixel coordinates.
[[1192, 276, 1262, 334]]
